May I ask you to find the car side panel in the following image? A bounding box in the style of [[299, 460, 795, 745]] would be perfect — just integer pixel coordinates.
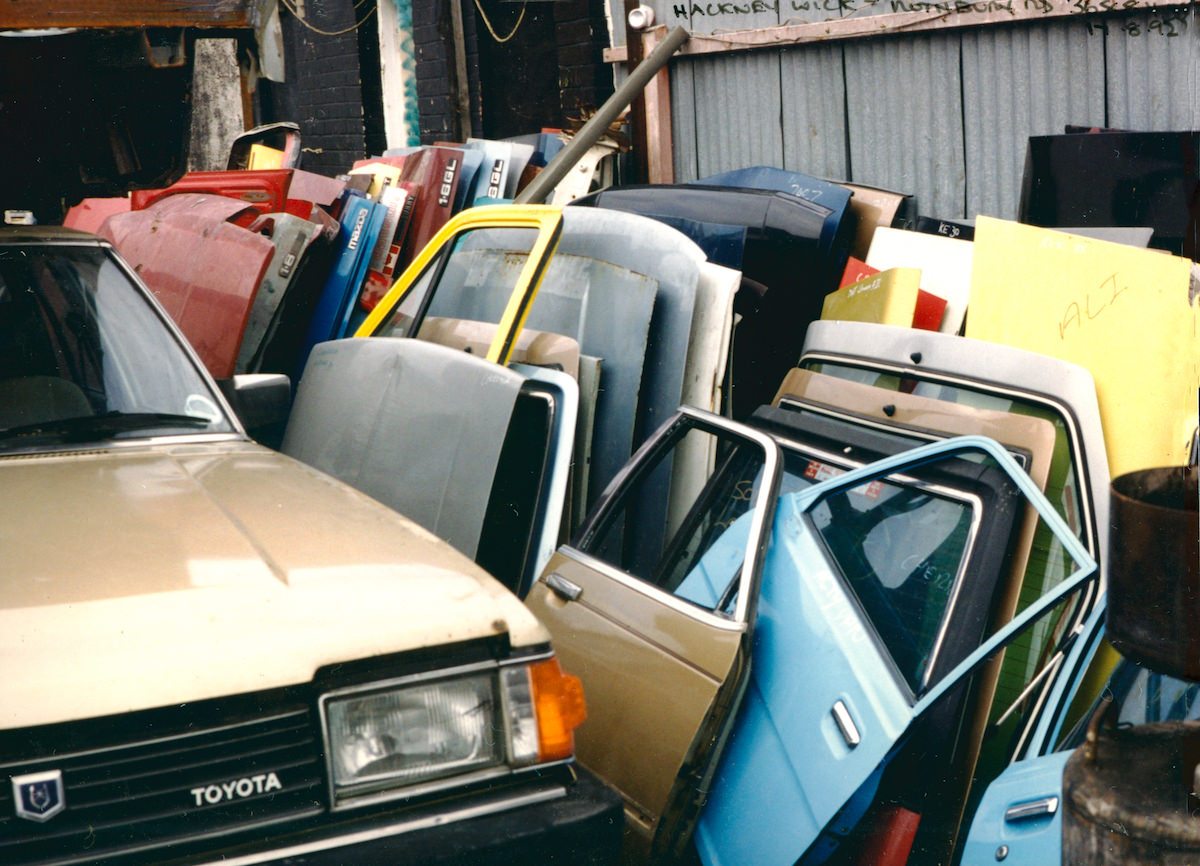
[[525, 550, 744, 837]]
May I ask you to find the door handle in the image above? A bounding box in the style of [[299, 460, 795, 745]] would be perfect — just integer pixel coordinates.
[[831, 700, 861, 748], [1004, 796, 1058, 823], [545, 572, 583, 602]]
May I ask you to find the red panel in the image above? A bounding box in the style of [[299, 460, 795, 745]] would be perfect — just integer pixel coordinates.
[[912, 290, 948, 331], [139, 192, 260, 226], [62, 197, 131, 235], [398, 147, 463, 267], [130, 170, 294, 221], [840, 256, 879, 289], [854, 806, 921, 866], [99, 208, 274, 379]]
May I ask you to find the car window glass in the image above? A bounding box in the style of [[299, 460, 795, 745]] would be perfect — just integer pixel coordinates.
[[810, 477, 975, 692], [419, 227, 539, 328], [0, 244, 233, 443], [804, 359, 1086, 723], [372, 226, 540, 340], [578, 422, 767, 618], [373, 248, 444, 338]]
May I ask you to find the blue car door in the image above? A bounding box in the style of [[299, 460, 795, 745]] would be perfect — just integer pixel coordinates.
[[693, 436, 1098, 866], [957, 601, 1106, 866], [963, 599, 1200, 865]]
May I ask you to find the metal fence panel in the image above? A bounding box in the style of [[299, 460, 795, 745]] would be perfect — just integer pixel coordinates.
[[688, 50, 787, 179], [780, 41, 850, 180], [843, 31, 965, 218], [962, 19, 1106, 220], [1106, 8, 1200, 131]]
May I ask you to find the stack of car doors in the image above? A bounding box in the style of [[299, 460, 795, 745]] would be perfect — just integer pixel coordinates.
[[353, 203, 738, 527], [284, 203, 737, 598], [569, 174, 851, 419], [522, 369, 1099, 864]]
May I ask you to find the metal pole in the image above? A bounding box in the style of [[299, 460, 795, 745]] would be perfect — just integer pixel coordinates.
[[514, 24, 690, 205]]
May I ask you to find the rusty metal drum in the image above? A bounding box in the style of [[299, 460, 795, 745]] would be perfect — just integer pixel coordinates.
[[1105, 465, 1199, 682], [1064, 720, 1200, 863]]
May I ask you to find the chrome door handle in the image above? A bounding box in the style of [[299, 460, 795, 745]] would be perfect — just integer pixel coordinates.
[[1004, 796, 1058, 823], [831, 700, 861, 748], [545, 572, 583, 602]]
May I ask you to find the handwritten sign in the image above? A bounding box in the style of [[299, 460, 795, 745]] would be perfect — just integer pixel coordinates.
[[627, 0, 1191, 56], [966, 216, 1200, 477]]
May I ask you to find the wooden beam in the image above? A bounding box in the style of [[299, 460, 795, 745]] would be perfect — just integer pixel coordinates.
[[448, 0, 473, 140], [0, 1, 256, 29], [641, 27, 675, 183], [604, 0, 1194, 60]]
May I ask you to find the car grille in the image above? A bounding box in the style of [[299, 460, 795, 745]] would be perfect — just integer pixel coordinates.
[[0, 701, 324, 865]]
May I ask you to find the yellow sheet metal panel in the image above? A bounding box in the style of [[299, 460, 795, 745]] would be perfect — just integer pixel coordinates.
[[966, 216, 1200, 477], [820, 267, 923, 327]]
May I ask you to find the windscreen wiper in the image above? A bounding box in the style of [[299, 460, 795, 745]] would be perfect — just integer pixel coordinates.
[[0, 411, 211, 444]]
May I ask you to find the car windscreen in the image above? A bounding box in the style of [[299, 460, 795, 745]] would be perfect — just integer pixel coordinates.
[[0, 243, 233, 449]]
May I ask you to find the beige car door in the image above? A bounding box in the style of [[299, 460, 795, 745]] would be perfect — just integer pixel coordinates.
[[524, 407, 781, 858]]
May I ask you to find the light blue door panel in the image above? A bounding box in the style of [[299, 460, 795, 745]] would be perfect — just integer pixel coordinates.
[[959, 751, 1071, 866], [694, 435, 1098, 866], [694, 514, 911, 866]]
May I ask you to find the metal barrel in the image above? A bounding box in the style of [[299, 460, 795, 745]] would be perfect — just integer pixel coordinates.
[[1105, 465, 1200, 681], [1064, 719, 1200, 863]]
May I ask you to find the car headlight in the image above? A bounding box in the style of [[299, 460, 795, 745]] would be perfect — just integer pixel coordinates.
[[321, 656, 585, 809]]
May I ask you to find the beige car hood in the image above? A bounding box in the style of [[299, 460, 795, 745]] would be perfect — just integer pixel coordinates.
[[0, 440, 549, 730]]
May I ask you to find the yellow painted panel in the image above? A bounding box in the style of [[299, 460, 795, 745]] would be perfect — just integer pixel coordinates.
[[820, 267, 923, 326], [246, 143, 285, 170], [348, 162, 402, 199], [966, 216, 1200, 477]]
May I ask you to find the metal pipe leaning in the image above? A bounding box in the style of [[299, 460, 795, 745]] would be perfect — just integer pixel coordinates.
[[514, 25, 691, 205]]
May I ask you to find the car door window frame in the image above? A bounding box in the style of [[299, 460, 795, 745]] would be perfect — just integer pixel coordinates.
[[570, 406, 782, 630], [355, 206, 563, 366], [793, 435, 1099, 720]]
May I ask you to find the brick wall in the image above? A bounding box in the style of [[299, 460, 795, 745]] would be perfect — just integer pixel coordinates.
[[554, 0, 613, 122], [275, 0, 368, 176], [268, 0, 614, 162], [414, 0, 612, 142]]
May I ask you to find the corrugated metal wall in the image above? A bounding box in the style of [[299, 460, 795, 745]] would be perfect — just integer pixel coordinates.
[[655, 8, 1200, 219]]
